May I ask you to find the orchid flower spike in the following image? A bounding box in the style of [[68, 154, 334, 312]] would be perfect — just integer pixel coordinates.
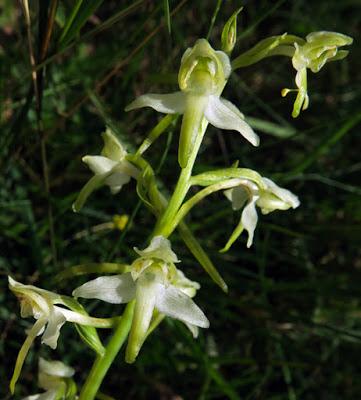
[[126, 38, 259, 168], [72, 128, 139, 212], [8, 277, 110, 393], [223, 176, 300, 250], [22, 358, 77, 400], [282, 31, 353, 117], [73, 235, 209, 363]]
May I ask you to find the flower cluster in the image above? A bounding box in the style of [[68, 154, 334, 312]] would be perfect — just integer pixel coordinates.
[[7, 12, 353, 400]]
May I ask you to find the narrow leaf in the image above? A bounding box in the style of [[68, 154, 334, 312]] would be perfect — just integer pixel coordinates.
[[178, 222, 228, 293], [58, 0, 104, 48]]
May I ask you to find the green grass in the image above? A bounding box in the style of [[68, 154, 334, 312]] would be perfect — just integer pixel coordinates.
[[1, 1, 361, 399]]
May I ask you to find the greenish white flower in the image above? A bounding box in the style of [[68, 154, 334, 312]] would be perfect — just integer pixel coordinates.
[[72, 128, 139, 212], [73, 235, 209, 363], [282, 31, 353, 117], [125, 39, 259, 168], [223, 177, 300, 250], [8, 277, 110, 393], [23, 358, 76, 400]]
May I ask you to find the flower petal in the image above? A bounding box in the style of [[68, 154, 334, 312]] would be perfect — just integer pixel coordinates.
[[83, 155, 117, 175], [72, 273, 136, 304], [104, 170, 131, 194], [38, 357, 74, 378], [227, 186, 249, 210], [155, 284, 209, 328], [241, 197, 259, 248], [134, 236, 180, 263], [185, 322, 199, 338], [125, 92, 186, 114], [41, 307, 66, 349], [173, 269, 200, 298], [204, 95, 260, 146], [23, 390, 58, 400]]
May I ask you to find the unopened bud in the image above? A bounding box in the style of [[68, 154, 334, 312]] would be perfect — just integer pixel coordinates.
[[221, 7, 243, 55]]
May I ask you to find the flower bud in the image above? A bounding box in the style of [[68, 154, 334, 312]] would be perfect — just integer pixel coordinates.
[[221, 7, 243, 55]]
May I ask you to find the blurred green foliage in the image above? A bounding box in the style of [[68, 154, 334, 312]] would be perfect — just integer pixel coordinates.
[[1, 0, 360, 399]]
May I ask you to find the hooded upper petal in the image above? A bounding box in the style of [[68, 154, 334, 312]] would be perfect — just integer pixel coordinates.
[[134, 236, 180, 264], [125, 92, 186, 114], [101, 129, 127, 161], [204, 95, 260, 146]]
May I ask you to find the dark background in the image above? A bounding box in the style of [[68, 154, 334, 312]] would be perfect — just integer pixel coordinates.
[[1, 0, 360, 399]]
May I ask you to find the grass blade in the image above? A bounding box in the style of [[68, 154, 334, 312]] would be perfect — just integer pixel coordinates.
[[58, 0, 104, 48]]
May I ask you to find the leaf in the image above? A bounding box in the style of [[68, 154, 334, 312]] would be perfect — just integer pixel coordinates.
[[178, 222, 228, 293], [245, 116, 296, 138], [163, 0, 171, 35]]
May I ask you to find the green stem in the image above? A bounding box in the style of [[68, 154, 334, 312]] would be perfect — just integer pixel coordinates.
[[164, 178, 243, 237], [153, 118, 208, 237], [78, 301, 135, 400]]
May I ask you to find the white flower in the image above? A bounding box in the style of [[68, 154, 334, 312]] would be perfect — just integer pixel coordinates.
[[22, 358, 76, 400], [125, 39, 259, 168], [73, 236, 209, 363], [282, 31, 353, 117], [224, 177, 300, 249], [72, 128, 139, 211], [8, 277, 110, 393]]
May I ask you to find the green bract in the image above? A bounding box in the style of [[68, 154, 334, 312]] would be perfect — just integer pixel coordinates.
[[23, 358, 76, 400], [223, 177, 300, 250], [72, 128, 139, 212], [282, 31, 353, 117], [125, 39, 259, 168], [73, 236, 209, 363]]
